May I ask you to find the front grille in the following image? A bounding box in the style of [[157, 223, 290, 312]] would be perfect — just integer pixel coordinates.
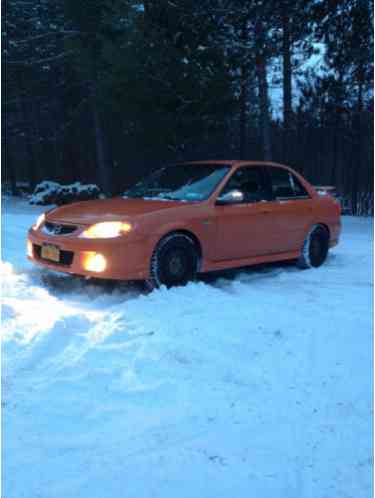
[[33, 244, 74, 267], [42, 221, 78, 236]]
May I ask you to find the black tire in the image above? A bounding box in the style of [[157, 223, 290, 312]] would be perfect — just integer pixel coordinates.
[[147, 233, 199, 289], [297, 225, 329, 269]]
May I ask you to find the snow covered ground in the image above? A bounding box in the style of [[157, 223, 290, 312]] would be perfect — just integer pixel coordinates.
[[1, 197, 373, 498]]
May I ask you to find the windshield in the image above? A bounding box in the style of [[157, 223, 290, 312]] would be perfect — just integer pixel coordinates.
[[123, 163, 230, 202]]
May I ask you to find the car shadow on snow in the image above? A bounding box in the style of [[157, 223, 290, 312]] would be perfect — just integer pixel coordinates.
[[200, 259, 298, 286], [202, 251, 339, 287], [30, 269, 146, 300], [29, 252, 338, 298], [34, 259, 297, 295]]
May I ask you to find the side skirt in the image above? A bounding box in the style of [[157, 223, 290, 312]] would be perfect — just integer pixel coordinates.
[[201, 250, 301, 273]]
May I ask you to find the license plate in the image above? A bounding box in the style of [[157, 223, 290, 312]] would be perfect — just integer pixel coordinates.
[[41, 244, 60, 262]]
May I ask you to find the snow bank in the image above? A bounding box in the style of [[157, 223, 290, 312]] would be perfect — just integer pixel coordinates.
[[1, 197, 373, 498]]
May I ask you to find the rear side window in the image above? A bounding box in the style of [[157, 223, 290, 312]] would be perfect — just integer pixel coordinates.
[[268, 168, 309, 200], [221, 167, 269, 203]]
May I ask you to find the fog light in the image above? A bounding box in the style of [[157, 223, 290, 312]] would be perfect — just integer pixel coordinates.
[[27, 240, 33, 258], [82, 252, 107, 273]]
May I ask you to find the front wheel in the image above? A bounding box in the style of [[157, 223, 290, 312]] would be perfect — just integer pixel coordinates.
[[297, 225, 329, 269], [147, 233, 199, 289]]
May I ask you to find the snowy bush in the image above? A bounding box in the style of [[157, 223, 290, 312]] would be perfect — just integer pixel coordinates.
[[30, 181, 60, 205], [30, 181, 102, 206]]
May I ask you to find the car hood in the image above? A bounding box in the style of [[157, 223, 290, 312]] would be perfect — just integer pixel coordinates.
[[46, 197, 185, 225]]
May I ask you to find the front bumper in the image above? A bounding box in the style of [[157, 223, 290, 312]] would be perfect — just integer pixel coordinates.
[[27, 228, 151, 280]]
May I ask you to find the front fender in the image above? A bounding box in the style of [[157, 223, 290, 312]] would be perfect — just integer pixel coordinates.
[[145, 218, 216, 263]]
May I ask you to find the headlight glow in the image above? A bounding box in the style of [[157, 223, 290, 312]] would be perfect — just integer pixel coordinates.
[[81, 221, 132, 239], [33, 213, 45, 231], [82, 252, 107, 272]]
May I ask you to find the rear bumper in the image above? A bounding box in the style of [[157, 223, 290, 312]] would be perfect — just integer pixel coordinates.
[[27, 229, 151, 280]]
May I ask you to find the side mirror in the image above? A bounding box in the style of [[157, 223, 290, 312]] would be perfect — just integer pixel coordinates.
[[216, 189, 245, 205]]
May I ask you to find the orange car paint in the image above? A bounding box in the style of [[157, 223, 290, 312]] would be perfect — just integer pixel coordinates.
[[27, 161, 341, 280]]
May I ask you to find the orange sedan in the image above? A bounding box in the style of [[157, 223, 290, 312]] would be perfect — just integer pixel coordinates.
[[27, 161, 341, 288]]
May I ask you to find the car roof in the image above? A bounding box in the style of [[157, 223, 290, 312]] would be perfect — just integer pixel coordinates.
[[168, 160, 316, 199], [179, 160, 292, 169]]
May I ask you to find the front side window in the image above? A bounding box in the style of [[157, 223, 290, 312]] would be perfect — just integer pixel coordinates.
[[268, 168, 309, 200], [123, 164, 230, 202], [220, 167, 269, 203]]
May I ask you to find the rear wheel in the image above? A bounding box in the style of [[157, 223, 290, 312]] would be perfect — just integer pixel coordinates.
[[297, 225, 329, 269], [147, 233, 199, 289]]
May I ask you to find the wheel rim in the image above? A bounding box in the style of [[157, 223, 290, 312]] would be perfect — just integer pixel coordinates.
[[159, 247, 194, 286], [167, 250, 186, 278]]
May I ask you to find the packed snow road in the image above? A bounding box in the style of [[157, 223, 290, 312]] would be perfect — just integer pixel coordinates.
[[1, 197, 373, 498]]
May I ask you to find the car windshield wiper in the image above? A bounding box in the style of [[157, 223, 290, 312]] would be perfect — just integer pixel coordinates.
[[123, 190, 185, 201], [157, 193, 181, 201]]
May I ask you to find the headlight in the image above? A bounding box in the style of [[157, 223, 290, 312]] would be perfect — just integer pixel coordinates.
[[80, 221, 132, 239], [33, 213, 45, 231]]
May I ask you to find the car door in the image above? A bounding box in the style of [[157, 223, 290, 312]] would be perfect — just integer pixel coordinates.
[[213, 166, 273, 261], [261, 166, 314, 254]]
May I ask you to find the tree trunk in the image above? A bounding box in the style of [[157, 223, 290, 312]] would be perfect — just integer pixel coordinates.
[[89, 82, 112, 195], [14, 82, 37, 189], [255, 18, 272, 161], [239, 19, 250, 159], [352, 79, 364, 215], [256, 55, 272, 161], [239, 64, 248, 159], [6, 145, 18, 196], [30, 99, 46, 182], [282, 2, 292, 163], [282, 6, 292, 130]]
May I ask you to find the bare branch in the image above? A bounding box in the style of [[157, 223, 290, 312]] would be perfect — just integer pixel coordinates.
[[10, 30, 82, 44], [6, 50, 77, 66]]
